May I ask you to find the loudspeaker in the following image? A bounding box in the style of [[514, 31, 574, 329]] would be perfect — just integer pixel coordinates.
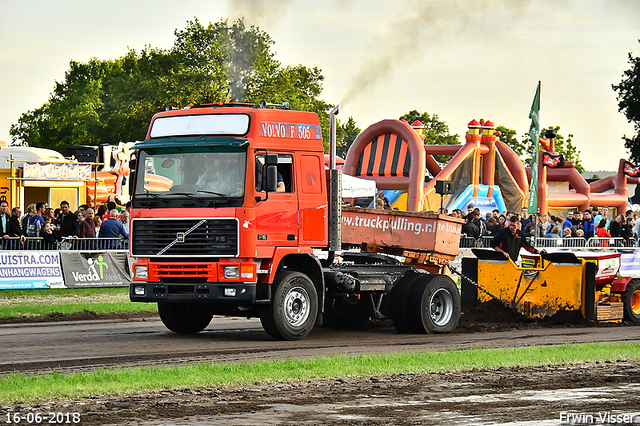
[[435, 180, 455, 195]]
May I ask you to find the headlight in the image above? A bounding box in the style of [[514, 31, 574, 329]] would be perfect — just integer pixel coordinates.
[[133, 285, 146, 296], [224, 266, 239, 279], [134, 265, 148, 279]]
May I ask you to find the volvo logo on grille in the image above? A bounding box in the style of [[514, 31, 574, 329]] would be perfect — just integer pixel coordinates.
[[156, 219, 207, 256]]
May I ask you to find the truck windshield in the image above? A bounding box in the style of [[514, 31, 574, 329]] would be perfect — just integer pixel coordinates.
[[134, 150, 246, 208]]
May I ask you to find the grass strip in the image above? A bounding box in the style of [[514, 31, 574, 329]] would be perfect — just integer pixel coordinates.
[[0, 287, 156, 318], [1, 341, 638, 403]]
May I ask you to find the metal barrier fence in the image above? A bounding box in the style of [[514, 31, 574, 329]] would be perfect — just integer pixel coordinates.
[[1, 235, 637, 252], [0, 237, 128, 251], [461, 236, 638, 249]]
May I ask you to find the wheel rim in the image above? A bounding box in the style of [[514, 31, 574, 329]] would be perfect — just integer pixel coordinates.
[[429, 288, 454, 326], [632, 290, 640, 315], [284, 285, 311, 327]]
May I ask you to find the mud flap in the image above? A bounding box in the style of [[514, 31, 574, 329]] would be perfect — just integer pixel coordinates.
[[583, 262, 597, 321], [461, 257, 478, 313]]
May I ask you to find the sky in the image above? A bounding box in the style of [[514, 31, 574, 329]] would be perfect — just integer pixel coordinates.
[[0, 0, 638, 172]]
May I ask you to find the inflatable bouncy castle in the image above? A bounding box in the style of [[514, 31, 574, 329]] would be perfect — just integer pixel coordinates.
[[344, 118, 639, 217]]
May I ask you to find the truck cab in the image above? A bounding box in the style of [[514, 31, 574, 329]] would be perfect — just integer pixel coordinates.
[[130, 104, 328, 340]]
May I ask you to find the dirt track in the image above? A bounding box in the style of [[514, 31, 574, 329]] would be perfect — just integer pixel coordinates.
[[1, 310, 639, 425]]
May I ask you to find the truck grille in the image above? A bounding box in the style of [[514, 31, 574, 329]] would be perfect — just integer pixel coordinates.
[[131, 218, 238, 257]]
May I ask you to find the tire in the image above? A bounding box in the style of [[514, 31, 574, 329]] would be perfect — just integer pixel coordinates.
[[157, 302, 214, 334], [623, 280, 640, 324], [406, 274, 461, 334], [390, 270, 423, 334], [260, 271, 318, 341]]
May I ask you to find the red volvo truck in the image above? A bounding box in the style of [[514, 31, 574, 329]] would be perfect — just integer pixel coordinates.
[[129, 103, 463, 340]]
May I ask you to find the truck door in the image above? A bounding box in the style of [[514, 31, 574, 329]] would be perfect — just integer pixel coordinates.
[[255, 154, 298, 247], [297, 154, 327, 246]]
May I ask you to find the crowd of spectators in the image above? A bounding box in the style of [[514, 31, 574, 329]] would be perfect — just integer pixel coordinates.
[[0, 199, 130, 250], [452, 203, 639, 245]]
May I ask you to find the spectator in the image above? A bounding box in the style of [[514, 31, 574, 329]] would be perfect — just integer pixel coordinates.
[[377, 192, 391, 210], [0, 200, 10, 239], [79, 208, 96, 238], [562, 211, 574, 230], [623, 217, 634, 246], [561, 227, 572, 238], [524, 214, 537, 237], [39, 220, 57, 250], [96, 204, 108, 219], [601, 207, 610, 230], [99, 209, 129, 248], [485, 217, 499, 236], [595, 219, 611, 247], [119, 210, 129, 229], [36, 202, 47, 219], [7, 206, 23, 239], [93, 216, 102, 236], [610, 214, 623, 238], [546, 225, 561, 238], [472, 208, 486, 236], [374, 199, 384, 209], [572, 211, 583, 228], [582, 209, 595, 239], [497, 214, 507, 231], [520, 207, 532, 229], [57, 200, 79, 241], [462, 210, 481, 239], [465, 204, 475, 220], [23, 203, 44, 238]]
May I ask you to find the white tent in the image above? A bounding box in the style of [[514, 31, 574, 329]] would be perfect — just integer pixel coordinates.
[[341, 174, 377, 198]]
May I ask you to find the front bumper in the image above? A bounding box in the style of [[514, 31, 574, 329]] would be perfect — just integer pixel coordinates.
[[130, 282, 256, 303]]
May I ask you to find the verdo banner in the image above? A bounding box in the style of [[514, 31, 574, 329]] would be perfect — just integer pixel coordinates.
[[61, 252, 131, 288]]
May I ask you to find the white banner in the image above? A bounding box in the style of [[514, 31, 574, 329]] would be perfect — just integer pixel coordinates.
[[0, 251, 64, 289]]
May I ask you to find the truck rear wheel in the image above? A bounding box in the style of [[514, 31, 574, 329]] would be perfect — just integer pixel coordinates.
[[260, 271, 318, 340], [406, 274, 461, 333], [623, 280, 640, 324], [157, 302, 214, 334], [390, 270, 423, 333]]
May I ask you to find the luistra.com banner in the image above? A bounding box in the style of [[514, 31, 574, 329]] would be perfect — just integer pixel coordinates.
[[0, 252, 64, 289]]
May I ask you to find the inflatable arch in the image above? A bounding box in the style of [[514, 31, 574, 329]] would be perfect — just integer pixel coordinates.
[[344, 118, 639, 216]]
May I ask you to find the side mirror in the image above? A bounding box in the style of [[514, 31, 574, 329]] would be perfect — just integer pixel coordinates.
[[265, 153, 278, 166], [265, 165, 278, 192]]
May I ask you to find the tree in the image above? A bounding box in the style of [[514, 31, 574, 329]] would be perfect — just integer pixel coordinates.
[[399, 110, 459, 162], [612, 41, 640, 163], [10, 19, 331, 151], [497, 125, 528, 158], [335, 117, 361, 158]]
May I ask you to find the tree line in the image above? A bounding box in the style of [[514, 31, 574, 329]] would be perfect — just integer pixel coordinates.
[[10, 21, 640, 174]]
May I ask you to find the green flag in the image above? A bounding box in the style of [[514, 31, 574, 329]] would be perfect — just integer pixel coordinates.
[[527, 81, 541, 214]]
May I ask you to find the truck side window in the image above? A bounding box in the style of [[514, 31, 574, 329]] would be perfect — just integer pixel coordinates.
[[256, 154, 293, 193], [276, 156, 293, 193]]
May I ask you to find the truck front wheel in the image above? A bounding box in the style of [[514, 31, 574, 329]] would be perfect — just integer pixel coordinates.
[[407, 274, 461, 334], [260, 271, 318, 340], [623, 280, 640, 324], [157, 302, 214, 334]]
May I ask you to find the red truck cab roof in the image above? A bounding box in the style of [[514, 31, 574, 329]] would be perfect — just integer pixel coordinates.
[[143, 104, 323, 153]]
